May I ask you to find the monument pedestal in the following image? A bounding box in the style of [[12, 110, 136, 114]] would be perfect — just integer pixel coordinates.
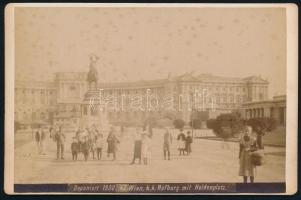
[[81, 89, 111, 131]]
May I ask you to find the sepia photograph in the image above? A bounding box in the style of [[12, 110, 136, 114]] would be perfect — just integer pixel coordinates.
[[4, 3, 298, 194]]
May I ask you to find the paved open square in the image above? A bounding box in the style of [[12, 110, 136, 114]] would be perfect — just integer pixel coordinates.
[[15, 128, 285, 184]]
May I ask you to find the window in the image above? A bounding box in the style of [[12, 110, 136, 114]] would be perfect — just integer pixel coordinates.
[[23, 112, 28, 120], [32, 112, 36, 120], [216, 96, 220, 104], [41, 91, 45, 104], [69, 85, 76, 90], [83, 106, 88, 115], [91, 107, 98, 116], [40, 112, 45, 120], [72, 106, 77, 113], [229, 95, 234, 103]]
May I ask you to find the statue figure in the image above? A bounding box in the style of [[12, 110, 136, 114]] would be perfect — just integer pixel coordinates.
[[87, 54, 99, 89]]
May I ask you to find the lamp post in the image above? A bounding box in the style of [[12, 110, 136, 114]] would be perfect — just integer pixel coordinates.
[[30, 108, 34, 140]]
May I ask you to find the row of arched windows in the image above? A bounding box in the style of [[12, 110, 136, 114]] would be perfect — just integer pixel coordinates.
[[15, 111, 47, 121]]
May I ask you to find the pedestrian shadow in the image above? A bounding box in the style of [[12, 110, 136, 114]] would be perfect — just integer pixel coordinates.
[[50, 159, 136, 167]]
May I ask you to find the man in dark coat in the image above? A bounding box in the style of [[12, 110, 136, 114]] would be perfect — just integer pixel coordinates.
[[35, 126, 42, 154], [185, 131, 193, 155], [163, 128, 173, 160], [82, 136, 90, 161], [54, 126, 65, 160], [130, 129, 142, 164], [71, 137, 79, 161]]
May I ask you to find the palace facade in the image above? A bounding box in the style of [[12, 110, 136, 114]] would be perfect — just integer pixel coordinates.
[[15, 72, 269, 128]]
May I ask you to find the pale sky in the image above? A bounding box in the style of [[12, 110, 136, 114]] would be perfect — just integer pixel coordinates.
[[15, 7, 287, 98]]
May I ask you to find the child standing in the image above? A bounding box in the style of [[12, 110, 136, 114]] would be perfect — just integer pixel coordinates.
[[177, 129, 186, 155], [71, 137, 79, 161]]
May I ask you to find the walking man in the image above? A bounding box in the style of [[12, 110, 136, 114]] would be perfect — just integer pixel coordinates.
[[35, 126, 42, 154], [40, 126, 47, 155], [95, 132, 104, 160], [163, 128, 172, 160], [54, 126, 65, 160], [185, 131, 193, 155], [130, 128, 142, 165]]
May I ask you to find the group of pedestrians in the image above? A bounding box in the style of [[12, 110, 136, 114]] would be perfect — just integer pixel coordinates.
[[34, 125, 64, 158], [34, 126, 47, 155], [176, 129, 193, 156], [162, 128, 193, 160], [130, 128, 152, 165], [34, 123, 262, 183], [34, 125, 66, 159], [71, 125, 119, 161], [35, 123, 195, 163]]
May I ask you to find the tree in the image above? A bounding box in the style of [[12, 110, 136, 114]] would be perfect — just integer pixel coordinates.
[[162, 111, 177, 121], [206, 118, 217, 130], [173, 119, 185, 129], [206, 113, 244, 139], [246, 117, 277, 149]]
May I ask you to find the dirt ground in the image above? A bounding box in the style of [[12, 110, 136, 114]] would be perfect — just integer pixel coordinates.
[[14, 128, 285, 183]]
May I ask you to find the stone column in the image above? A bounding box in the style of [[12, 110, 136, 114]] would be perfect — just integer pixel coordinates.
[[244, 109, 247, 119], [273, 107, 280, 124], [264, 107, 271, 117], [284, 107, 286, 125]]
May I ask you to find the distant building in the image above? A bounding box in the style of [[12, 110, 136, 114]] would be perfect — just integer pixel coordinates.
[[15, 72, 270, 127], [241, 95, 286, 126]]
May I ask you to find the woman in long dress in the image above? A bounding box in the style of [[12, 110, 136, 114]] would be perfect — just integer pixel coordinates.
[[130, 128, 142, 165], [141, 131, 151, 165], [239, 126, 258, 183], [107, 127, 119, 161]]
